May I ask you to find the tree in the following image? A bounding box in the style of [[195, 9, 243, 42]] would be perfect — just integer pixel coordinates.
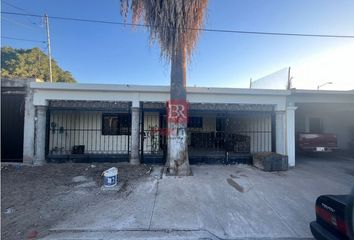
[[120, 0, 208, 175], [1, 47, 76, 83]]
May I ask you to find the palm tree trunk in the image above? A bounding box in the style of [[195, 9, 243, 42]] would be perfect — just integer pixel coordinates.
[[167, 44, 191, 175]]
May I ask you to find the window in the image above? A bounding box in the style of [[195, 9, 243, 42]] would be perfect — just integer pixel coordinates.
[[102, 113, 130, 135], [216, 118, 225, 132], [188, 117, 203, 128], [309, 117, 322, 133]]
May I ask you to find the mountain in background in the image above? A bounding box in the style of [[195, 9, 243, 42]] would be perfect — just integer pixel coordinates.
[[1, 47, 76, 83]]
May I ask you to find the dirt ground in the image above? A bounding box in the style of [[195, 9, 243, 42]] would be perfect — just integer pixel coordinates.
[[1, 163, 152, 240]]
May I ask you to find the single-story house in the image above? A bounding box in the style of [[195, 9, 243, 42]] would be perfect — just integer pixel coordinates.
[[2, 78, 353, 167]]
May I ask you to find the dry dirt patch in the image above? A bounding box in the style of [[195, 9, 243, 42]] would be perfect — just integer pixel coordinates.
[[1, 163, 150, 240]]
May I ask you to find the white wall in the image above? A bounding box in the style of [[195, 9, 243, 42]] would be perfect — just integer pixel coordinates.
[[49, 111, 130, 154], [188, 113, 272, 153], [187, 113, 216, 146], [228, 114, 272, 153], [31, 83, 288, 111], [322, 112, 354, 149], [130, 111, 273, 154], [251, 67, 289, 90], [49, 111, 170, 155]]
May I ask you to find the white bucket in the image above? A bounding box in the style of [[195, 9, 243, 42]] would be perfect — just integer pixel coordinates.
[[103, 167, 118, 187]]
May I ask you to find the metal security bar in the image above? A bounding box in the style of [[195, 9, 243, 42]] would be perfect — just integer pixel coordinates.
[[188, 112, 272, 153], [187, 112, 273, 164], [46, 110, 131, 162], [138, 106, 274, 165], [140, 105, 167, 164]]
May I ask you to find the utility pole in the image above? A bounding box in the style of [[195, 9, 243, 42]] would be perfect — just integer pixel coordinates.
[[44, 13, 53, 83]]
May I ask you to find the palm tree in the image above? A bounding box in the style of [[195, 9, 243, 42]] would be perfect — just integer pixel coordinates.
[[120, 0, 208, 175]]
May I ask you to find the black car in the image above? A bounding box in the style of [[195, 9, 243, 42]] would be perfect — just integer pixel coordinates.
[[310, 193, 354, 240]]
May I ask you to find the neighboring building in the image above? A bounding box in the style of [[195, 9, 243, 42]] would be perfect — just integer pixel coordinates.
[[1, 78, 36, 162], [290, 90, 354, 151], [1, 79, 353, 166]]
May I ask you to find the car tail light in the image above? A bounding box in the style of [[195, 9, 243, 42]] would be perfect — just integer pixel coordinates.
[[316, 206, 331, 222], [337, 218, 348, 236], [316, 206, 348, 236]]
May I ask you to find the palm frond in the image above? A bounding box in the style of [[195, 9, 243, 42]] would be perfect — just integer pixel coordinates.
[[120, 0, 208, 60]]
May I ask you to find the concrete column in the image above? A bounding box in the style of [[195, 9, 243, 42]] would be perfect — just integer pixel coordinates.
[[286, 106, 297, 167], [23, 86, 35, 164], [34, 106, 47, 165], [275, 111, 286, 155], [130, 107, 140, 165]]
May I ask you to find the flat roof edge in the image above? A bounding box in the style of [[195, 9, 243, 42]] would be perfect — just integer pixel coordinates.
[[292, 89, 354, 95], [30, 82, 291, 96]]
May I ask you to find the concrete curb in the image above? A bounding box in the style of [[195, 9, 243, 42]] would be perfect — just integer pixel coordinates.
[[40, 229, 313, 240], [40, 229, 219, 240]]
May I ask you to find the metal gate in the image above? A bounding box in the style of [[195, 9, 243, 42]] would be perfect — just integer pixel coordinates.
[[1, 90, 25, 162], [140, 103, 167, 164], [46, 101, 131, 163], [139, 103, 276, 165], [187, 111, 275, 164]]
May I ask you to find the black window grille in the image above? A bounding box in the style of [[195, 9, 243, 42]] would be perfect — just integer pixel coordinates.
[[102, 113, 130, 135], [216, 117, 225, 131], [188, 117, 203, 128]]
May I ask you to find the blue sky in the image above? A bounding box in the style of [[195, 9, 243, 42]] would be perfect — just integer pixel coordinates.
[[2, 0, 354, 89]]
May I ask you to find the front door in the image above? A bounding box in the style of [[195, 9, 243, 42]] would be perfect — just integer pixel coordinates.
[[1, 92, 25, 162]]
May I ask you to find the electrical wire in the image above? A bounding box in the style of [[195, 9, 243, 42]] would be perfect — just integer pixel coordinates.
[[2, 1, 34, 15], [1, 36, 46, 43], [2, 11, 354, 39], [2, 2, 42, 27], [2, 16, 39, 31]]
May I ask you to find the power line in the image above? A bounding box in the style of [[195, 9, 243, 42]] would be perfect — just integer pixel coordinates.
[[1, 36, 46, 43], [2, 11, 354, 39], [2, 16, 39, 31], [2, 1, 33, 15], [2, 2, 42, 27]]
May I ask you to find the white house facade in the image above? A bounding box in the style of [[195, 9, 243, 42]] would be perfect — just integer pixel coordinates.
[[2, 79, 353, 167]]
